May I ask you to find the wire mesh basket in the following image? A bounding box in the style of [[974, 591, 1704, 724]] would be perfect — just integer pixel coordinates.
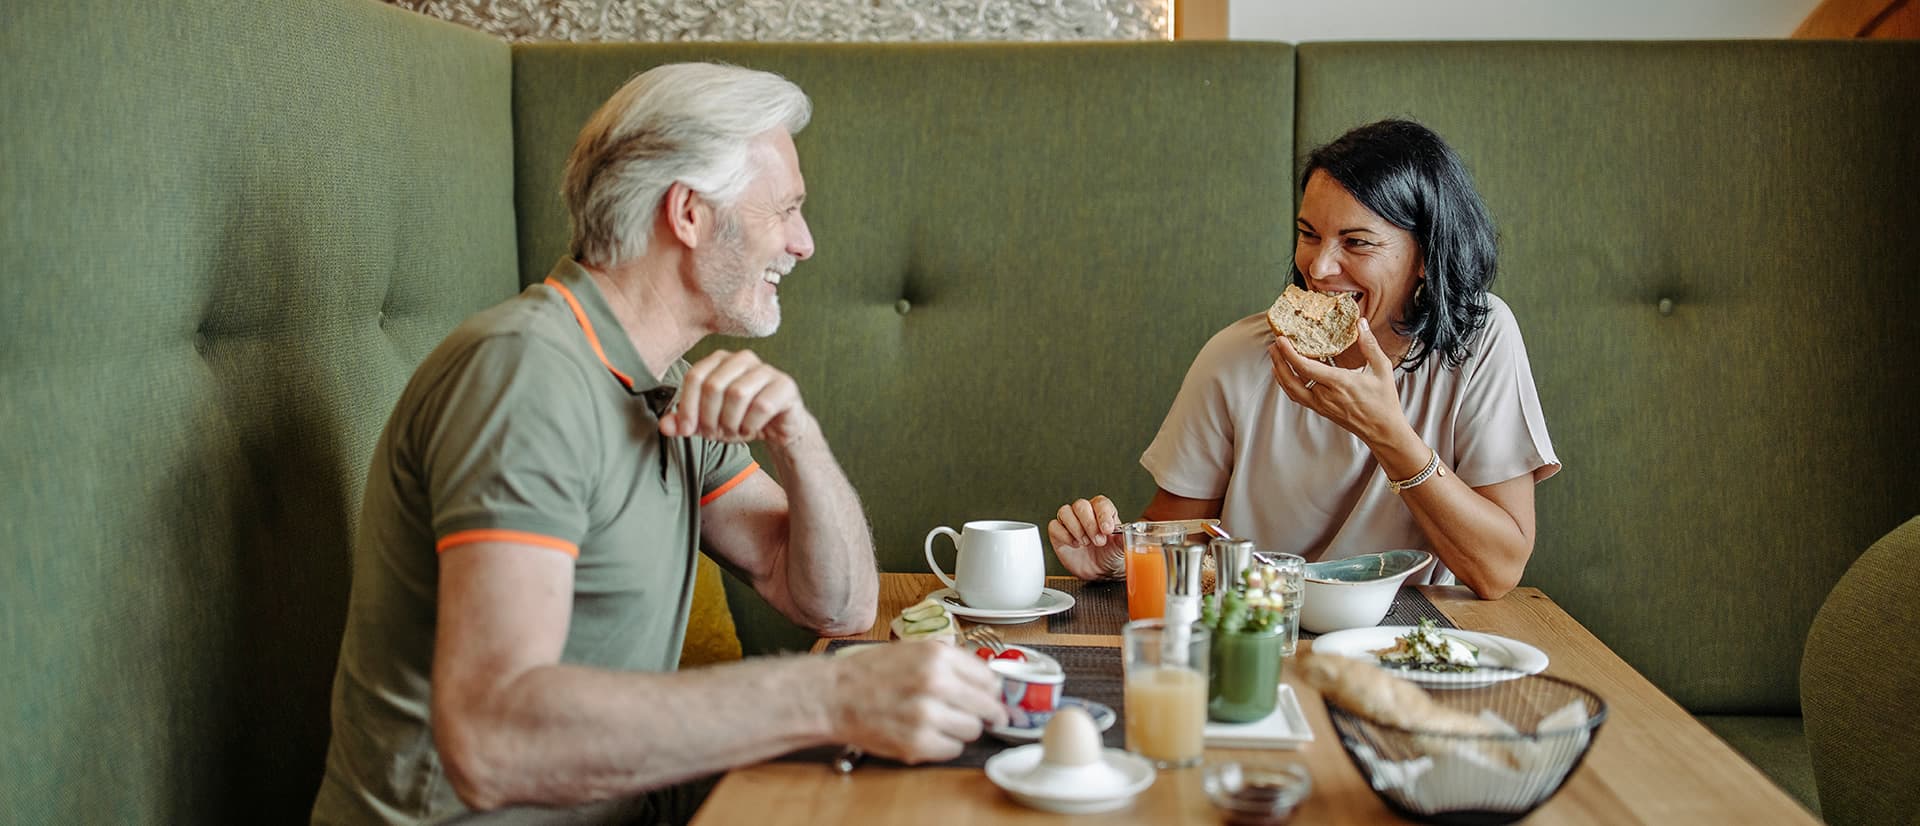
[[1325, 672, 1607, 825]]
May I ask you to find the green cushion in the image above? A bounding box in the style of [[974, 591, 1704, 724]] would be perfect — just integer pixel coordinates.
[[0, 0, 516, 821], [1696, 715, 1819, 817], [1296, 41, 1920, 714], [510, 42, 1298, 653], [1802, 516, 1920, 826]]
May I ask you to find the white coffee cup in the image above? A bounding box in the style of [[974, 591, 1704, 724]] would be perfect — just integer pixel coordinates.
[[924, 520, 1046, 611]]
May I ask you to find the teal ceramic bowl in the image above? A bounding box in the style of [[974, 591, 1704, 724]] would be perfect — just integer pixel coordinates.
[[1300, 550, 1435, 634]]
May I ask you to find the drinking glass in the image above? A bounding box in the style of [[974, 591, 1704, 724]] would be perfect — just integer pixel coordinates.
[[1254, 552, 1306, 656], [1122, 618, 1211, 768], [1124, 521, 1186, 620]]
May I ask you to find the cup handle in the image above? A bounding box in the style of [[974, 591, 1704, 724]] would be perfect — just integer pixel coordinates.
[[924, 527, 960, 590]]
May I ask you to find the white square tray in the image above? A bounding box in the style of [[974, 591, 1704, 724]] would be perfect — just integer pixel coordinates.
[[1203, 684, 1315, 749]]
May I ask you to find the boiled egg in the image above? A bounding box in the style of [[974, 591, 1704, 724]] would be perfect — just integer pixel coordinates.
[[1039, 706, 1102, 768]]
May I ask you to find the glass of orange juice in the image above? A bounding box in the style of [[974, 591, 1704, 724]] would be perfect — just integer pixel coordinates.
[[1123, 521, 1186, 620], [1122, 617, 1211, 768]]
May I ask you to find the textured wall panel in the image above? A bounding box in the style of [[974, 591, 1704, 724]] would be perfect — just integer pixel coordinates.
[[390, 0, 1170, 42]]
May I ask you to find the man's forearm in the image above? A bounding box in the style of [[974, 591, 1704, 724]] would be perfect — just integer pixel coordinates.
[[442, 656, 836, 810], [765, 421, 879, 634]]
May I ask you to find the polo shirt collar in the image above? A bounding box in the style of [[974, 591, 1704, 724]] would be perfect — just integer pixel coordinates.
[[542, 257, 670, 398]]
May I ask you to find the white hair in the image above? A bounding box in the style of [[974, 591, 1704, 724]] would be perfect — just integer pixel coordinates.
[[563, 62, 811, 267]]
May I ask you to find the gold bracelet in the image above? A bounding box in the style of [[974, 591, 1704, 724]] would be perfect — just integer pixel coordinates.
[[1387, 448, 1445, 494]]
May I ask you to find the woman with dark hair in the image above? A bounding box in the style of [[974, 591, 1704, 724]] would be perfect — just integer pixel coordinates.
[[1051, 119, 1559, 599]]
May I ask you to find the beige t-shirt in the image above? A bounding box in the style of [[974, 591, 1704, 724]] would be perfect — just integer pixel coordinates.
[[1140, 294, 1559, 585]]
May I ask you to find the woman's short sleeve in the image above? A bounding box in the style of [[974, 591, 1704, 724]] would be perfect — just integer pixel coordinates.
[[1451, 297, 1561, 488], [1140, 316, 1267, 500]]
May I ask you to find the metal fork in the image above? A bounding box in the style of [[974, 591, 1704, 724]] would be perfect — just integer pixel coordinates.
[[830, 624, 1010, 774], [963, 624, 1007, 656]]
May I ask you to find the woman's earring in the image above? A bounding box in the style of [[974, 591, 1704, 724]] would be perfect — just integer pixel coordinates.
[[1413, 279, 1427, 305]]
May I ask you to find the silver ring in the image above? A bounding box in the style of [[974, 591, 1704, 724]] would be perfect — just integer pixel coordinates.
[[1304, 379, 1317, 390]]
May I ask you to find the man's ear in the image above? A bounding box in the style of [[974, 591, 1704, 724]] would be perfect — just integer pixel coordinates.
[[661, 181, 710, 250]]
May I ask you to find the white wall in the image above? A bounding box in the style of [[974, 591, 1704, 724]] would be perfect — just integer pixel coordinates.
[[1230, 0, 1822, 41]]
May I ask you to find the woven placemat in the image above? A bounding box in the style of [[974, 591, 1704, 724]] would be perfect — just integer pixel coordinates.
[[776, 642, 1124, 771], [1045, 580, 1456, 638], [1046, 578, 1130, 634]]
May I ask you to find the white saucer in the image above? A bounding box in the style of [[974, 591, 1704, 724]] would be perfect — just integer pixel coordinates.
[[985, 744, 1156, 814], [988, 697, 1116, 743], [929, 587, 1075, 625]]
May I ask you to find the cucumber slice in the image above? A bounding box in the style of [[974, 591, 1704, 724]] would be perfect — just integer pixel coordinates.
[[900, 600, 947, 622], [901, 615, 952, 635]]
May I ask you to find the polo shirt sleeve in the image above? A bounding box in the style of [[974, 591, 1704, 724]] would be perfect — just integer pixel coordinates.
[[418, 334, 597, 558], [696, 440, 758, 507], [1452, 298, 1561, 488]]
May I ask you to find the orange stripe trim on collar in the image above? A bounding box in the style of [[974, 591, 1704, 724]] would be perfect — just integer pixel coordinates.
[[699, 462, 761, 506], [545, 277, 637, 391], [436, 528, 580, 559]]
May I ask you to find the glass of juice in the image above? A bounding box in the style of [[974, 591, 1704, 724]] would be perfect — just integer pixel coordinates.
[[1122, 617, 1211, 768], [1123, 521, 1186, 620]]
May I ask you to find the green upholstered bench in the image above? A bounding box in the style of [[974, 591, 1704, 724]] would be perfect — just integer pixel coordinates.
[[6, 0, 1917, 820]]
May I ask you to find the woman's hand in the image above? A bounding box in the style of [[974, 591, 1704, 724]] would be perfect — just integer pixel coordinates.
[[1269, 319, 1411, 449], [1047, 495, 1124, 580]]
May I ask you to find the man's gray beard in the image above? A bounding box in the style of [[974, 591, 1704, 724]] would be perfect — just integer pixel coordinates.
[[702, 212, 782, 338]]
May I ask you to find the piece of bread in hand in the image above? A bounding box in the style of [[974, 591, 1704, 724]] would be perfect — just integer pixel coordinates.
[[1267, 284, 1360, 359]]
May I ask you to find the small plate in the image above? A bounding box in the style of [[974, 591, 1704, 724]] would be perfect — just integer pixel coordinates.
[[1310, 626, 1550, 688], [985, 744, 1156, 814], [989, 697, 1116, 743], [928, 587, 1075, 625]]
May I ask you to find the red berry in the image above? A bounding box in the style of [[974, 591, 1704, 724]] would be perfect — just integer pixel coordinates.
[[974, 646, 995, 661], [994, 649, 1027, 662]]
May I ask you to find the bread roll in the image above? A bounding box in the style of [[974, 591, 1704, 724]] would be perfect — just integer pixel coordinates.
[[1266, 284, 1359, 359]]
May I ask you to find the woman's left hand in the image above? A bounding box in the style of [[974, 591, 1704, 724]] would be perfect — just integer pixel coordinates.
[[1268, 318, 1407, 447]]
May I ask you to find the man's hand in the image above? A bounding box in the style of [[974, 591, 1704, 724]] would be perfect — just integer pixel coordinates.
[[660, 349, 816, 447], [829, 641, 1009, 764], [1047, 495, 1124, 580]]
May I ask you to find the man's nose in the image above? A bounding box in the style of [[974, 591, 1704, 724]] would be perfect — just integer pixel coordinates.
[[788, 214, 815, 261]]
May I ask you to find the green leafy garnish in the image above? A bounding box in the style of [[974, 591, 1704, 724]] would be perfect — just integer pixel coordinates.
[[1200, 562, 1290, 635], [1374, 619, 1479, 672]]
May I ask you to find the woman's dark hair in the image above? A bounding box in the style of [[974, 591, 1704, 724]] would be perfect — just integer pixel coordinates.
[[1293, 118, 1497, 372]]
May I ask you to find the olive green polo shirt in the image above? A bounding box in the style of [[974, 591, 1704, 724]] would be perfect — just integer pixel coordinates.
[[313, 258, 757, 825]]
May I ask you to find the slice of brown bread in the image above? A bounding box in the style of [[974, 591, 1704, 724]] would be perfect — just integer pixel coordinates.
[[1266, 284, 1359, 359]]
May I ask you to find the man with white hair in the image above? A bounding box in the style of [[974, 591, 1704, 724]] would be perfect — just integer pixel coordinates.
[[311, 63, 1007, 826]]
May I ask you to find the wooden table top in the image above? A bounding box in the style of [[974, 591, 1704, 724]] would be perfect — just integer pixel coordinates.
[[690, 574, 1815, 825]]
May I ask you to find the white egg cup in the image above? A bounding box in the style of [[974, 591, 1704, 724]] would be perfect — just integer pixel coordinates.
[[984, 745, 1156, 814]]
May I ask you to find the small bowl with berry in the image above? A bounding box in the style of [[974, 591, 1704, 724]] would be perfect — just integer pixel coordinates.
[[971, 644, 1116, 742]]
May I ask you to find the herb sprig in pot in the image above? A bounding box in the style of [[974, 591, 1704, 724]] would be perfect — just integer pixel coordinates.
[[1200, 560, 1289, 634], [1201, 560, 1292, 722]]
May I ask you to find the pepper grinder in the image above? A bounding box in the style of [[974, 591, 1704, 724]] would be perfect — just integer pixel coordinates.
[[1211, 538, 1255, 599]]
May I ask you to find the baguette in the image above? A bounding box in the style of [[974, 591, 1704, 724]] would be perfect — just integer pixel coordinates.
[[1301, 651, 1493, 735], [1266, 284, 1360, 359], [1301, 651, 1520, 770]]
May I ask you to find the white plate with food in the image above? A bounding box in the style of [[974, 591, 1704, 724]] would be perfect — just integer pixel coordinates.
[[927, 587, 1075, 624], [1310, 623, 1548, 689]]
